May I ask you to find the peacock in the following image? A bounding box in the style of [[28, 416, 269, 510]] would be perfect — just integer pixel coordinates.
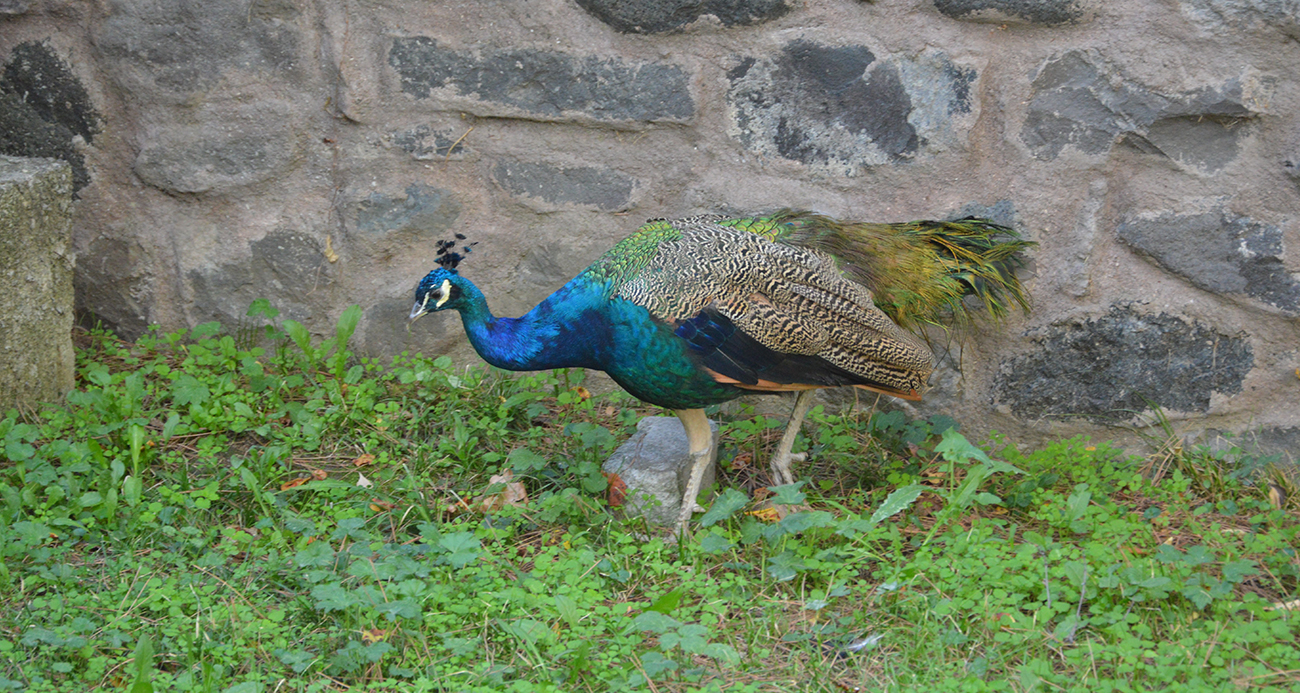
[[409, 210, 1033, 531]]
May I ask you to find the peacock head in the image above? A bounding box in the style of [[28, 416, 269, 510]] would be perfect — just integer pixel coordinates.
[[409, 235, 477, 321]]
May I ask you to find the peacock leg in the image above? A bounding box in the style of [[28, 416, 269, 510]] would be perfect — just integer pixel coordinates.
[[673, 408, 717, 531], [770, 390, 815, 487]]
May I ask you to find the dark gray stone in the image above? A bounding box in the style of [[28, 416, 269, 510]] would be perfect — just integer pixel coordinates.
[[190, 230, 332, 327], [390, 125, 469, 160], [1179, 0, 1300, 41], [352, 184, 461, 237], [935, 0, 1086, 25], [0, 0, 31, 15], [574, 0, 790, 33], [728, 41, 975, 174], [1, 41, 99, 143], [133, 121, 299, 194], [94, 0, 301, 95], [1022, 51, 1258, 170], [388, 37, 693, 122], [1117, 210, 1300, 314], [1252, 427, 1299, 465], [0, 42, 100, 191], [75, 237, 152, 340], [493, 159, 634, 211], [602, 416, 719, 525], [995, 305, 1253, 424], [0, 93, 89, 192]]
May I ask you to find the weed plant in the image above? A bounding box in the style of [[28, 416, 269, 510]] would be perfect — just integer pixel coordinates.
[[0, 305, 1296, 692]]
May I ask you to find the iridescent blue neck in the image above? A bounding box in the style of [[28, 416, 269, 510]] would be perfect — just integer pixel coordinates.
[[454, 278, 604, 372]]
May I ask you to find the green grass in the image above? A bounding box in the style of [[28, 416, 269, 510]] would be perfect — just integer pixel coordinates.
[[1, 305, 1297, 692]]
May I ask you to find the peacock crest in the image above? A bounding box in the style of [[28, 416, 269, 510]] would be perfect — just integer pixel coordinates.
[[434, 234, 476, 271]]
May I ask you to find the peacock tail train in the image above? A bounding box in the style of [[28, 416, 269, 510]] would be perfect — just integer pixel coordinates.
[[717, 210, 1035, 333]]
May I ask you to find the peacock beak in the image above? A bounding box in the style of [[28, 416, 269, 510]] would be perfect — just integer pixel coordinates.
[[408, 302, 426, 322]]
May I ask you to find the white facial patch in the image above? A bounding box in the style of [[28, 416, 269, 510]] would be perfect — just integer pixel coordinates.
[[435, 278, 452, 308]]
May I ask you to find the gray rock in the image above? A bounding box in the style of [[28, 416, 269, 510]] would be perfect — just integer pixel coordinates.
[[94, 0, 302, 97], [603, 416, 719, 525], [934, 0, 1091, 25], [1252, 426, 1299, 465], [351, 184, 461, 237], [0, 93, 88, 192], [994, 305, 1253, 424], [1021, 50, 1262, 171], [75, 236, 151, 340], [0, 42, 99, 190], [728, 42, 975, 174], [0, 0, 31, 16], [1178, 0, 1300, 41], [1117, 210, 1300, 315], [133, 113, 301, 194], [493, 159, 635, 212], [953, 199, 1019, 227], [190, 230, 333, 327], [388, 37, 694, 123], [574, 0, 790, 33], [1, 41, 99, 143]]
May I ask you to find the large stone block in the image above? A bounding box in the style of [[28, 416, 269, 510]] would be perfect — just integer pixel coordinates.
[[1021, 50, 1270, 172], [0, 41, 99, 191], [189, 230, 334, 327], [574, 0, 790, 33], [1117, 209, 1300, 315], [727, 42, 975, 174], [0, 155, 75, 409], [934, 0, 1093, 25], [388, 37, 694, 122], [94, 0, 302, 97], [1178, 0, 1300, 41], [994, 305, 1253, 424], [75, 236, 151, 339], [132, 103, 303, 195], [493, 159, 635, 212]]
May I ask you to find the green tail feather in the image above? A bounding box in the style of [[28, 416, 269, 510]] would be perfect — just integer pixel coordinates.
[[723, 210, 1035, 333]]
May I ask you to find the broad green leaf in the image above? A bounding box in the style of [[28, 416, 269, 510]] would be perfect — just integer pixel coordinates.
[[633, 611, 681, 634], [646, 590, 682, 614], [768, 481, 807, 505], [171, 375, 210, 407], [935, 429, 992, 464], [699, 488, 750, 527], [128, 635, 154, 693], [639, 651, 677, 678], [293, 541, 335, 568], [507, 447, 547, 472], [697, 532, 735, 554], [554, 594, 580, 627], [778, 510, 835, 534], [868, 485, 926, 526], [1223, 560, 1257, 583], [310, 583, 356, 612]]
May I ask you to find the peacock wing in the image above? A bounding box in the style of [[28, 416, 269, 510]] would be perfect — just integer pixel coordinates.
[[616, 217, 934, 398]]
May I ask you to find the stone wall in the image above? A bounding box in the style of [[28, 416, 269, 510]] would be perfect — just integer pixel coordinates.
[[0, 155, 74, 409], [2, 0, 1298, 456]]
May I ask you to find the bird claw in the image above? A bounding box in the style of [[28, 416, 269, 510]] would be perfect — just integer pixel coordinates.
[[770, 451, 807, 487]]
